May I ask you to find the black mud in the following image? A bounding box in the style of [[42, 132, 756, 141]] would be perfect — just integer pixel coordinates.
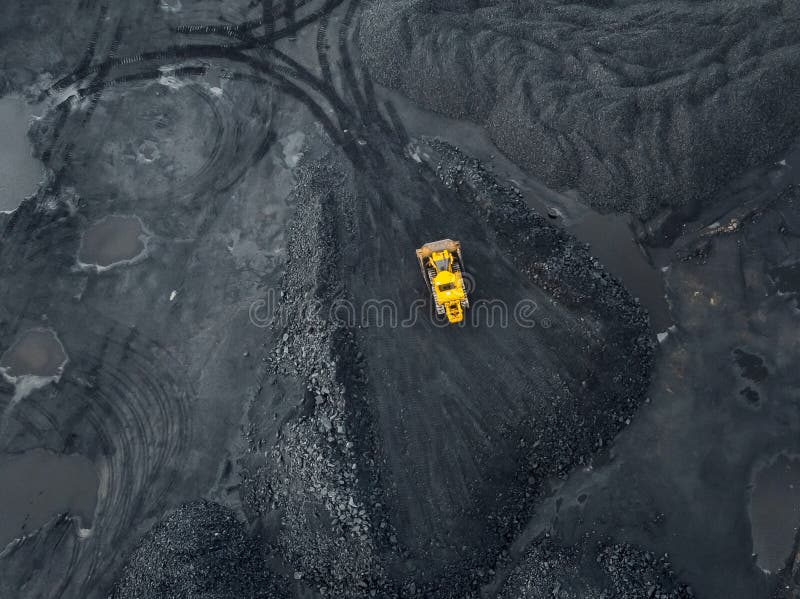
[[0, 448, 98, 549]]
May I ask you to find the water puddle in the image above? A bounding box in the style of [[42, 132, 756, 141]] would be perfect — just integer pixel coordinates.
[[749, 454, 800, 573], [376, 84, 671, 332], [0, 329, 68, 434], [733, 348, 769, 383], [770, 261, 800, 295], [78, 215, 149, 269], [0, 328, 68, 380], [0, 95, 44, 213], [0, 449, 98, 548], [570, 211, 672, 332]]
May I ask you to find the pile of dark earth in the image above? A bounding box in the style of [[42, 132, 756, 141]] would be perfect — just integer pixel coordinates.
[[499, 535, 694, 599], [0, 0, 757, 596], [112, 501, 284, 599], [231, 126, 661, 598], [357, 0, 800, 233]]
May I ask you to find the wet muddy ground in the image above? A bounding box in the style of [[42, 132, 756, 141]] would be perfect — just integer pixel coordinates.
[[0, 95, 44, 213], [750, 455, 800, 574], [78, 215, 148, 269], [0, 328, 67, 380], [0, 448, 98, 549], [0, 1, 797, 598]]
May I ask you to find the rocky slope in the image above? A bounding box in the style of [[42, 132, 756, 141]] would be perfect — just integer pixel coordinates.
[[358, 0, 800, 225]]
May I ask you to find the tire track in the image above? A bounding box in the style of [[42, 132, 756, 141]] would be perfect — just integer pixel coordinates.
[[0, 310, 194, 598], [73, 5, 109, 80], [382, 100, 410, 148], [261, 0, 274, 38], [337, 0, 367, 117], [284, 0, 298, 37], [43, 0, 381, 173], [58, 72, 273, 210], [4, 2, 434, 596], [231, 71, 346, 150], [174, 0, 316, 40], [316, 11, 331, 83], [67, 320, 192, 596], [82, 23, 123, 124]]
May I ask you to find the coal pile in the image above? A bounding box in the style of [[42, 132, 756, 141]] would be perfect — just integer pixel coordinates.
[[238, 159, 389, 598], [359, 0, 800, 223], [499, 536, 695, 599], [231, 134, 657, 597], [112, 500, 282, 599]]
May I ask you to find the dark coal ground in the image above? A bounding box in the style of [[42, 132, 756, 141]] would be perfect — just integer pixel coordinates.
[[0, 1, 799, 598], [358, 0, 800, 227]]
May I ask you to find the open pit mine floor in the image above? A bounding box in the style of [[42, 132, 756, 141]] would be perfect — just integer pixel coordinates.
[[1, 1, 799, 598]]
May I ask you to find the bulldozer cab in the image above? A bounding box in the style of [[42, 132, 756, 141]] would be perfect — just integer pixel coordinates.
[[433, 269, 458, 290], [430, 250, 453, 273]]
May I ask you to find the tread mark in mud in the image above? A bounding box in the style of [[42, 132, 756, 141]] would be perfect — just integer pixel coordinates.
[[261, 0, 274, 38], [268, 0, 346, 44], [174, 0, 316, 40], [45, 0, 388, 167], [39, 101, 72, 165], [382, 100, 410, 148], [83, 23, 124, 124], [316, 12, 332, 83], [74, 4, 109, 77], [263, 46, 353, 123], [232, 71, 350, 154], [356, 59, 382, 125], [52, 0, 345, 93], [284, 0, 297, 37], [1, 311, 194, 597], [337, 0, 368, 117], [252, 129, 279, 163]]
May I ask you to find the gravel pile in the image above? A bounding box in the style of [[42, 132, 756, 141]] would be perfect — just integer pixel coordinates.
[[358, 0, 800, 223], [418, 137, 651, 330], [111, 500, 280, 599], [500, 536, 695, 599], [417, 136, 655, 458], [239, 159, 392, 598]]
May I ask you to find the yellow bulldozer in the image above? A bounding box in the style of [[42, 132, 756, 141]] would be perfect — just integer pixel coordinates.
[[416, 239, 470, 324]]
